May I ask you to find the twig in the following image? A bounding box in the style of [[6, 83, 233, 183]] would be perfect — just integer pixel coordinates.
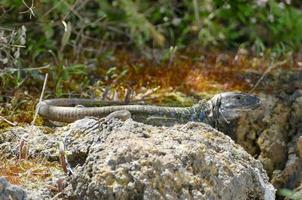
[[113, 90, 120, 101], [9, 44, 26, 48], [136, 86, 160, 101], [124, 88, 132, 104], [58, 142, 71, 175], [20, 0, 36, 19], [0, 115, 17, 126], [20, 65, 50, 71], [0, 65, 50, 73], [18, 138, 28, 161], [249, 60, 287, 93], [168, 46, 177, 68], [31, 73, 48, 125], [49, 191, 63, 200]]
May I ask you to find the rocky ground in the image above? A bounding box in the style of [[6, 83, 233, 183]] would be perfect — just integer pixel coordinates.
[[1, 117, 274, 199], [234, 70, 302, 196], [0, 69, 302, 200]]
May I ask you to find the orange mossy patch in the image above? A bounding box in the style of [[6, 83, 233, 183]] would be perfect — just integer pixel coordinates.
[[0, 157, 61, 186], [97, 49, 277, 94]]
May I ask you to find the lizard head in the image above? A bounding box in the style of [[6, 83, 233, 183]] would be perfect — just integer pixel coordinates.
[[209, 92, 261, 122]]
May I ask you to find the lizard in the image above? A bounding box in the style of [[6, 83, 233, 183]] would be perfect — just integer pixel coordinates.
[[36, 92, 261, 128]]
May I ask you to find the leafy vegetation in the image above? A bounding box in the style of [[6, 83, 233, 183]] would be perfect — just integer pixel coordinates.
[[278, 188, 302, 200], [0, 0, 301, 94], [1, 0, 299, 126], [0, 0, 301, 112], [1, 0, 302, 60]]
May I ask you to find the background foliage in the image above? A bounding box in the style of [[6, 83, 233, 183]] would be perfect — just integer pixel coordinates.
[[2, 0, 302, 59], [1, 0, 302, 95]]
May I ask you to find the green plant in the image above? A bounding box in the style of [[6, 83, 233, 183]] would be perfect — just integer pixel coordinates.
[[1, 0, 302, 68], [199, 0, 302, 53], [47, 21, 88, 97], [278, 188, 302, 200]]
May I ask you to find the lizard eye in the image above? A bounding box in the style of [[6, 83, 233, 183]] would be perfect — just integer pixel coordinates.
[[236, 96, 241, 100]]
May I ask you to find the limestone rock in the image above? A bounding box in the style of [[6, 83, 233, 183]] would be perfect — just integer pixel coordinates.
[[0, 116, 275, 199], [236, 94, 289, 175], [63, 118, 275, 200], [234, 89, 302, 191]]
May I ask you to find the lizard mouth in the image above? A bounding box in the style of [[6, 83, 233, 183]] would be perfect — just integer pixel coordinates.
[[218, 95, 261, 122], [232, 105, 261, 114], [226, 94, 262, 111], [237, 100, 261, 110], [230, 95, 261, 111], [243, 96, 261, 110]]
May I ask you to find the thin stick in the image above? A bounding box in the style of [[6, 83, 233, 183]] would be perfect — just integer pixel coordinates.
[[136, 86, 160, 101], [18, 138, 28, 161], [58, 142, 68, 174], [31, 73, 48, 125], [20, 0, 36, 19], [0, 115, 17, 126], [19, 65, 50, 71], [168, 46, 177, 68], [249, 60, 287, 94], [0, 65, 50, 73], [124, 88, 132, 104]]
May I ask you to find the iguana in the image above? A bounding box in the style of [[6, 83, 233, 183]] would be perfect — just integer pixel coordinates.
[[36, 92, 261, 127]]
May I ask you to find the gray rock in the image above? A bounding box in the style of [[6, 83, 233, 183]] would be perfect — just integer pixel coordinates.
[[235, 90, 302, 190], [0, 177, 27, 200], [63, 118, 275, 200], [0, 116, 276, 199]]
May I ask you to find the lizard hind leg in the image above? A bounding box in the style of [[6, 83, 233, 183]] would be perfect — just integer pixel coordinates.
[[105, 110, 132, 121]]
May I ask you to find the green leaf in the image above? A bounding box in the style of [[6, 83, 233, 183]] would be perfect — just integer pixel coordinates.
[[61, 21, 72, 50]]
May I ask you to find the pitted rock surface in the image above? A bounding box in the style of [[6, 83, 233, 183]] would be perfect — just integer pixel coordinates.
[[270, 92, 302, 189], [234, 89, 302, 190], [63, 118, 275, 200], [0, 117, 275, 199], [236, 94, 289, 174]]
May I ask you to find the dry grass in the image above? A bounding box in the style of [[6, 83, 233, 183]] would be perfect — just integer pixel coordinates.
[[0, 155, 62, 187]]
